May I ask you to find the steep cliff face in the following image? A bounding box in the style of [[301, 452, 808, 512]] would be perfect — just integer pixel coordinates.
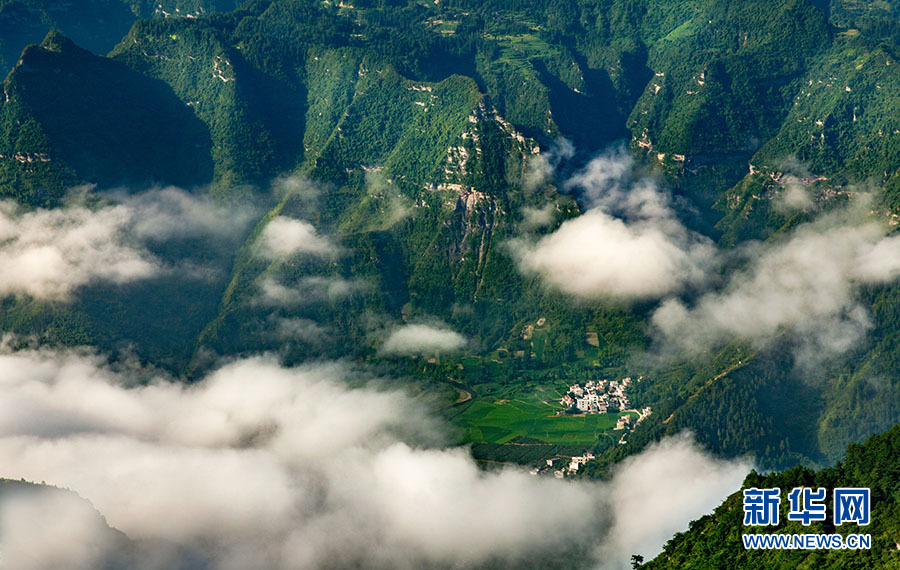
[[110, 19, 304, 192], [188, 56, 571, 363]]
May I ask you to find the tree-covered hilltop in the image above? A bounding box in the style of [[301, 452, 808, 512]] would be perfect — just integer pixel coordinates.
[[645, 421, 900, 569]]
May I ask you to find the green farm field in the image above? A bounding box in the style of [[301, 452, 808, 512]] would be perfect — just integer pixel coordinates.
[[451, 385, 638, 447]]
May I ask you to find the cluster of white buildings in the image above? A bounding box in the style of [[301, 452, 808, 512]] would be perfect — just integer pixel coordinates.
[[523, 377, 656, 477], [559, 378, 633, 414], [532, 451, 597, 478], [564, 451, 595, 475]]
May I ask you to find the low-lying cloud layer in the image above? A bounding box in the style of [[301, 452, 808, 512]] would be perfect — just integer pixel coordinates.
[[652, 207, 900, 363], [380, 323, 467, 356], [0, 200, 157, 300], [0, 485, 121, 570], [0, 348, 750, 570], [0, 187, 261, 301], [599, 433, 752, 563]]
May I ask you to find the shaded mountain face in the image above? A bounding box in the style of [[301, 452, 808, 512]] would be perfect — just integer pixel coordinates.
[[4, 0, 900, 476], [2, 31, 213, 201]]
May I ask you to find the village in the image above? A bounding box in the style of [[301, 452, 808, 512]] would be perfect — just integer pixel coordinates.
[[558, 377, 634, 415], [529, 377, 653, 478]]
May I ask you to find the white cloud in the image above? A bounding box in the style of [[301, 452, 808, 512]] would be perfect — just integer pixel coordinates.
[[512, 208, 711, 299], [260, 217, 340, 259], [511, 147, 714, 300], [0, 201, 158, 300], [652, 209, 900, 363], [0, 348, 750, 570], [596, 432, 752, 567], [0, 186, 266, 301], [380, 323, 467, 356], [853, 231, 900, 283]]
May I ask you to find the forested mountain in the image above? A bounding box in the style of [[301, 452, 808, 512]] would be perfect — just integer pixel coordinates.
[[646, 422, 900, 569], [4, 0, 900, 481]]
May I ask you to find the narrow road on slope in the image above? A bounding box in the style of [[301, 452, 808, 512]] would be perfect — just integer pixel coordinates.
[[663, 358, 752, 424]]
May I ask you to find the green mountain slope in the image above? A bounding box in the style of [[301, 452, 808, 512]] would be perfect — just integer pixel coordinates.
[[191, 61, 582, 366], [645, 421, 900, 569], [628, 0, 829, 159]]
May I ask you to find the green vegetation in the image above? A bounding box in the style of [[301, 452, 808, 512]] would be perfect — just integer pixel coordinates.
[[645, 421, 900, 569], [452, 386, 634, 446]]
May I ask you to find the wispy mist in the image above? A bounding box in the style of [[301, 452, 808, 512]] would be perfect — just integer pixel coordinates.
[[254, 275, 369, 307], [0, 186, 262, 301], [515, 144, 900, 365], [111, 185, 260, 243], [0, 200, 157, 300]]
